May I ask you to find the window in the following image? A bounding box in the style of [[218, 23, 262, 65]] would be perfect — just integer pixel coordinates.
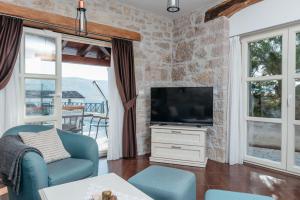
[[25, 33, 56, 75], [20, 28, 111, 156], [20, 28, 62, 126], [242, 27, 300, 174], [248, 36, 282, 77]]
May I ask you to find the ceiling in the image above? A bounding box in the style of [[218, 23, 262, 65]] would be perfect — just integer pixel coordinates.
[[62, 40, 111, 67], [118, 0, 224, 17]]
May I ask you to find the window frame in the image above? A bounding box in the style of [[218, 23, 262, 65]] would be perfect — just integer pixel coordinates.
[[241, 28, 289, 170], [20, 27, 62, 127], [287, 25, 300, 174]]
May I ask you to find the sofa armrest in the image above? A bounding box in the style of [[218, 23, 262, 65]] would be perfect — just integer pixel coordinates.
[[16, 152, 49, 200], [6, 152, 48, 200], [57, 130, 99, 176]]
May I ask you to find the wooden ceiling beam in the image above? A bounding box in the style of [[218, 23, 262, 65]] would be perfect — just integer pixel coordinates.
[[97, 48, 106, 59], [204, 0, 262, 22], [98, 46, 111, 60], [77, 44, 93, 57], [0, 2, 141, 41], [99, 47, 111, 57], [62, 55, 110, 67], [24, 20, 111, 41]]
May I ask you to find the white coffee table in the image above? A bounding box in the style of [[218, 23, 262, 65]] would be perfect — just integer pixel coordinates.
[[39, 173, 153, 200]]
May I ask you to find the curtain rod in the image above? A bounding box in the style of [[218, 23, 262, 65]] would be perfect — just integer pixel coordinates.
[[0, 13, 133, 43]]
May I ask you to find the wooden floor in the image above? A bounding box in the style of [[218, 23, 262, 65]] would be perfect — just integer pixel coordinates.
[[100, 156, 300, 200], [1, 156, 300, 200]]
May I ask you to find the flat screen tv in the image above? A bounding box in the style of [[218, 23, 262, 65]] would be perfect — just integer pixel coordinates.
[[151, 87, 213, 126]]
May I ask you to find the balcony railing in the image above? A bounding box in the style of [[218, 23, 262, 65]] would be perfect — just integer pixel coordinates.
[[26, 102, 107, 116], [63, 102, 107, 114]]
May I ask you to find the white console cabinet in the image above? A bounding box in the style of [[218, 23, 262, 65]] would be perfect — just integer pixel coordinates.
[[150, 125, 207, 168]]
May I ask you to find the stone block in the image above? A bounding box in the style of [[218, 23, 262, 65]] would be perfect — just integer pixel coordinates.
[[172, 65, 186, 81], [174, 41, 195, 62]]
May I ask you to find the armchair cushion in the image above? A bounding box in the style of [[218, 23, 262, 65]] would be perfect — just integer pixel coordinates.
[[48, 158, 93, 186], [19, 128, 70, 163]]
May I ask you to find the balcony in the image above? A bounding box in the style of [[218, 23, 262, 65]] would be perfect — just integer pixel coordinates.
[[61, 102, 109, 157]]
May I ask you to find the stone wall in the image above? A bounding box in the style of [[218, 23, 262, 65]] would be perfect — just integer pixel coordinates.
[[3, 0, 230, 162], [172, 12, 230, 162]]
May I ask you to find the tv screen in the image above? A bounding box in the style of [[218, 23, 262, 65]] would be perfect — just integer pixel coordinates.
[[151, 87, 213, 126]]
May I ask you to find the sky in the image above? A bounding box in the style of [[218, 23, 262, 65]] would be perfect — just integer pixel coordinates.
[[62, 63, 108, 81]]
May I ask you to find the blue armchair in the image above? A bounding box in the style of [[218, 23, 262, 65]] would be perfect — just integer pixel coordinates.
[[3, 125, 99, 200]]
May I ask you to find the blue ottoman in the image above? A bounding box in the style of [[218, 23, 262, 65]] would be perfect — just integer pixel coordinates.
[[205, 190, 274, 200], [128, 165, 196, 200]]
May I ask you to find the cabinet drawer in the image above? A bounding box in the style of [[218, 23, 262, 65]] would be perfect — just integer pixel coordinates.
[[152, 143, 205, 162], [152, 130, 205, 146]]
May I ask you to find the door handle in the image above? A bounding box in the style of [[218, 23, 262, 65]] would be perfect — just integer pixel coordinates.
[[288, 95, 292, 107], [171, 145, 182, 149]]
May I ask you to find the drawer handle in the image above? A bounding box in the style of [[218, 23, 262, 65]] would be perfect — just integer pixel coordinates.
[[171, 146, 182, 149], [171, 131, 181, 134]]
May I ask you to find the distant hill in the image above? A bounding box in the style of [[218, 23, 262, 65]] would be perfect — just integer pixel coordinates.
[[62, 77, 108, 103]]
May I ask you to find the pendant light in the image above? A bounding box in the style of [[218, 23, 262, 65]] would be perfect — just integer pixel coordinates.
[[167, 0, 180, 13], [75, 0, 88, 36]]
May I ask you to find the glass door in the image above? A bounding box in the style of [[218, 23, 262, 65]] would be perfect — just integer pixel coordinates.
[[241, 29, 288, 170], [287, 26, 300, 174], [20, 28, 62, 127]]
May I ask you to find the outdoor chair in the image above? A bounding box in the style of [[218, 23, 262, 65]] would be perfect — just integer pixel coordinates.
[[62, 105, 85, 134]]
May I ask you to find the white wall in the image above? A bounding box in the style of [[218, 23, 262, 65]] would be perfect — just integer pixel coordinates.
[[229, 0, 300, 37]]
